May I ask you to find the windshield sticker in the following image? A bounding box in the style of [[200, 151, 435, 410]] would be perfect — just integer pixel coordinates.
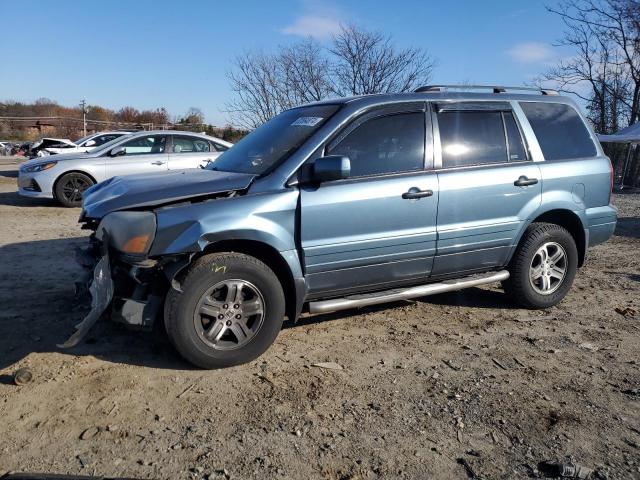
[[291, 117, 323, 127]]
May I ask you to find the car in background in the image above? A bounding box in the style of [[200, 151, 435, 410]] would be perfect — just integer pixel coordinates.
[[0, 141, 14, 155], [18, 130, 232, 207], [30, 131, 133, 157]]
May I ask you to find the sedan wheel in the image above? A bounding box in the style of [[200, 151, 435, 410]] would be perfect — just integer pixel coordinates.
[[55, 172, 94, 207]]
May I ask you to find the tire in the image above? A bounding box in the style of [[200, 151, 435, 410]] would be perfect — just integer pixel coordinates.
[[164, 252, 285, 369], [504, 222, 578, 309], [54, 172, 94, 207]]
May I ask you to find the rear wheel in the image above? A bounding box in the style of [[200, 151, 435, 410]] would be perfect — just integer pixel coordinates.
[[54, 172, 94, 207], [164, 253, 285, 369], [504, 222, 578, 309]]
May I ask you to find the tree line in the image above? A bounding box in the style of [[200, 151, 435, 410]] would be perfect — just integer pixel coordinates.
[[0, 100, 247, 142]]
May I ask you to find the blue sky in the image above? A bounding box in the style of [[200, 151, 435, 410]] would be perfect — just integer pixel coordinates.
[[0, 0, 573, 125]]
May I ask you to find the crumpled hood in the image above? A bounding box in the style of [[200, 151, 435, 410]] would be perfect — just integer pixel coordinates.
[[31, 138, 74, 149], [82, 169, 256, 219]]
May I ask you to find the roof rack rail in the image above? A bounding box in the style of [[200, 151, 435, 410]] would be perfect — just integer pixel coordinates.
[[414, 84, 559, 95]]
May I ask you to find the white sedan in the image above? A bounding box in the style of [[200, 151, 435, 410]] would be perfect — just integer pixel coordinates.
[[18, 130, 233, 207]]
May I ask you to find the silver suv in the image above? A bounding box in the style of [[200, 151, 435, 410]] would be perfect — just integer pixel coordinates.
[[18, 130, 232, 207]]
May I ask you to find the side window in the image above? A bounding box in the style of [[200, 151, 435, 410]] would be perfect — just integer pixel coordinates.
[[327, 112, 425, 177], [121, 135, 166, 156], [172, 136, 211, 154], [212, 142, 229, 152], [520, 102, 596, 160], [503, 112, 527, 162], [438, 110, 507, 167]]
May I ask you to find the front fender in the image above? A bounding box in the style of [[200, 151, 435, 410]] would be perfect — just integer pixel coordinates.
[[150, 190, 299, 256], [149, 189, 307, 321]]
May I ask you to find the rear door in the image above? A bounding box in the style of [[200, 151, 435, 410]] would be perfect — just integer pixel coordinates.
[[105, 134, 169, 177], [168, 135, 218, 170], [300, 103, 439, 296], [432, 102, 542, 275]]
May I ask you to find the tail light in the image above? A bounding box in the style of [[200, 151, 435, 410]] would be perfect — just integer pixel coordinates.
[[609, 157, 614, 194]]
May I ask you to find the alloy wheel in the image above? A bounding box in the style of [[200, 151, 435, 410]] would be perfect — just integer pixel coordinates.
[[193, 279, 266, 351], [529, 241, 567, 295], [61, 176, 90, 203]]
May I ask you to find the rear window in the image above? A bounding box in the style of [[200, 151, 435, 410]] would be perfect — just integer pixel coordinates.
[[520, 102, 596, 160]]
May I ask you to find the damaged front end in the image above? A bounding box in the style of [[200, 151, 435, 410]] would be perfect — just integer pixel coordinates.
[[59, 210, 190, 348], [59, 169, 259, 348]]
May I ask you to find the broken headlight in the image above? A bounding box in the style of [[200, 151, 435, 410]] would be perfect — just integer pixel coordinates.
[[97, 211, 157, 255]]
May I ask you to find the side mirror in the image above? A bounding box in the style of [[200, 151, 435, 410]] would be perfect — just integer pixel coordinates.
[[110, 146, 126, 157], [312, 155, 350, 183], [85, 139, 96, 147]]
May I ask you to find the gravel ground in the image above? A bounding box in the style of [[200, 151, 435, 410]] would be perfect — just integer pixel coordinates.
[[0, 160, 638, 479]]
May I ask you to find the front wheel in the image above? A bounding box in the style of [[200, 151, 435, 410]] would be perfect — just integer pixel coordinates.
[[54, 172, 94, 207], [164, 253, 285, 369], [504, 222, 578, 309]]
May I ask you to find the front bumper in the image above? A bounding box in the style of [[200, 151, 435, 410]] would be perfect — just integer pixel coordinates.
[[59, 236, 188, 348], [17, 170, 55, 198], [58, 248, 114, 348]]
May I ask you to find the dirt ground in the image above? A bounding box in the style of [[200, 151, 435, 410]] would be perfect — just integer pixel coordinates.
[[0, 158, 638, 480]]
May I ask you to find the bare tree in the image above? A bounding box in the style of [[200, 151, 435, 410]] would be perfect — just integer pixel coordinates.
[[538, 12, 630, 133], [329, 24, 435, 96], [225, 24, 436, 128], [180, 107, 205, 125], [280, 40, 333, 105], [226, 51, 288, 129], [541, 0, 640, 132]]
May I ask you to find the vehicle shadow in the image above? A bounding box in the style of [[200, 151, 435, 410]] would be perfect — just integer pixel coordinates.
[[0, 236, 514, 373], [0, 236, 192, 373], [615, 217, 640, 239], [0, 191, 58, 207], [0, 169, 18, 178], [604, 271, 640, 282]]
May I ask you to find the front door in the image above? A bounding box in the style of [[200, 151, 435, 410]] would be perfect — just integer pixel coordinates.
[[105, 134, 169, 177], [432, 102, 542, 275], [300, 106, 439, 297]]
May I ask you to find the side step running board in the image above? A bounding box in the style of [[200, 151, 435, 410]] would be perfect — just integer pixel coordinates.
[[308, 270, 510, 314]]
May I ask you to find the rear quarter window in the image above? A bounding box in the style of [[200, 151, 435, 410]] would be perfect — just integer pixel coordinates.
[[520, 102, 596, 160]]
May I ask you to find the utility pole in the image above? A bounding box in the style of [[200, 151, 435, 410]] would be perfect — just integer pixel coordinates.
[[79, 99, 87, 136]]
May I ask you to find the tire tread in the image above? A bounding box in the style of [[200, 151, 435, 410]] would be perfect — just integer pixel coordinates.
[[165, 252, 284, 368], [504, 222, 578, 309]]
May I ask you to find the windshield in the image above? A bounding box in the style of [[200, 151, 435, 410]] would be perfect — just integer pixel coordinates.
[[92, 133, 134, 154], [74, 134, 94, 145], [208, 104, 341, 175]]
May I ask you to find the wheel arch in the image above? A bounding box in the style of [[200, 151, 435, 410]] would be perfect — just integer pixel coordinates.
[[517, 209, 587, 267], [52, 169, 97, 200], [196, 239, 303, 322]]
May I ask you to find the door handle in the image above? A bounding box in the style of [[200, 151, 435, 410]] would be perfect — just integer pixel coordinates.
[[514, 175, 538, 187], [402, 188, 433, 199], [151, 160, 166, 165]]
